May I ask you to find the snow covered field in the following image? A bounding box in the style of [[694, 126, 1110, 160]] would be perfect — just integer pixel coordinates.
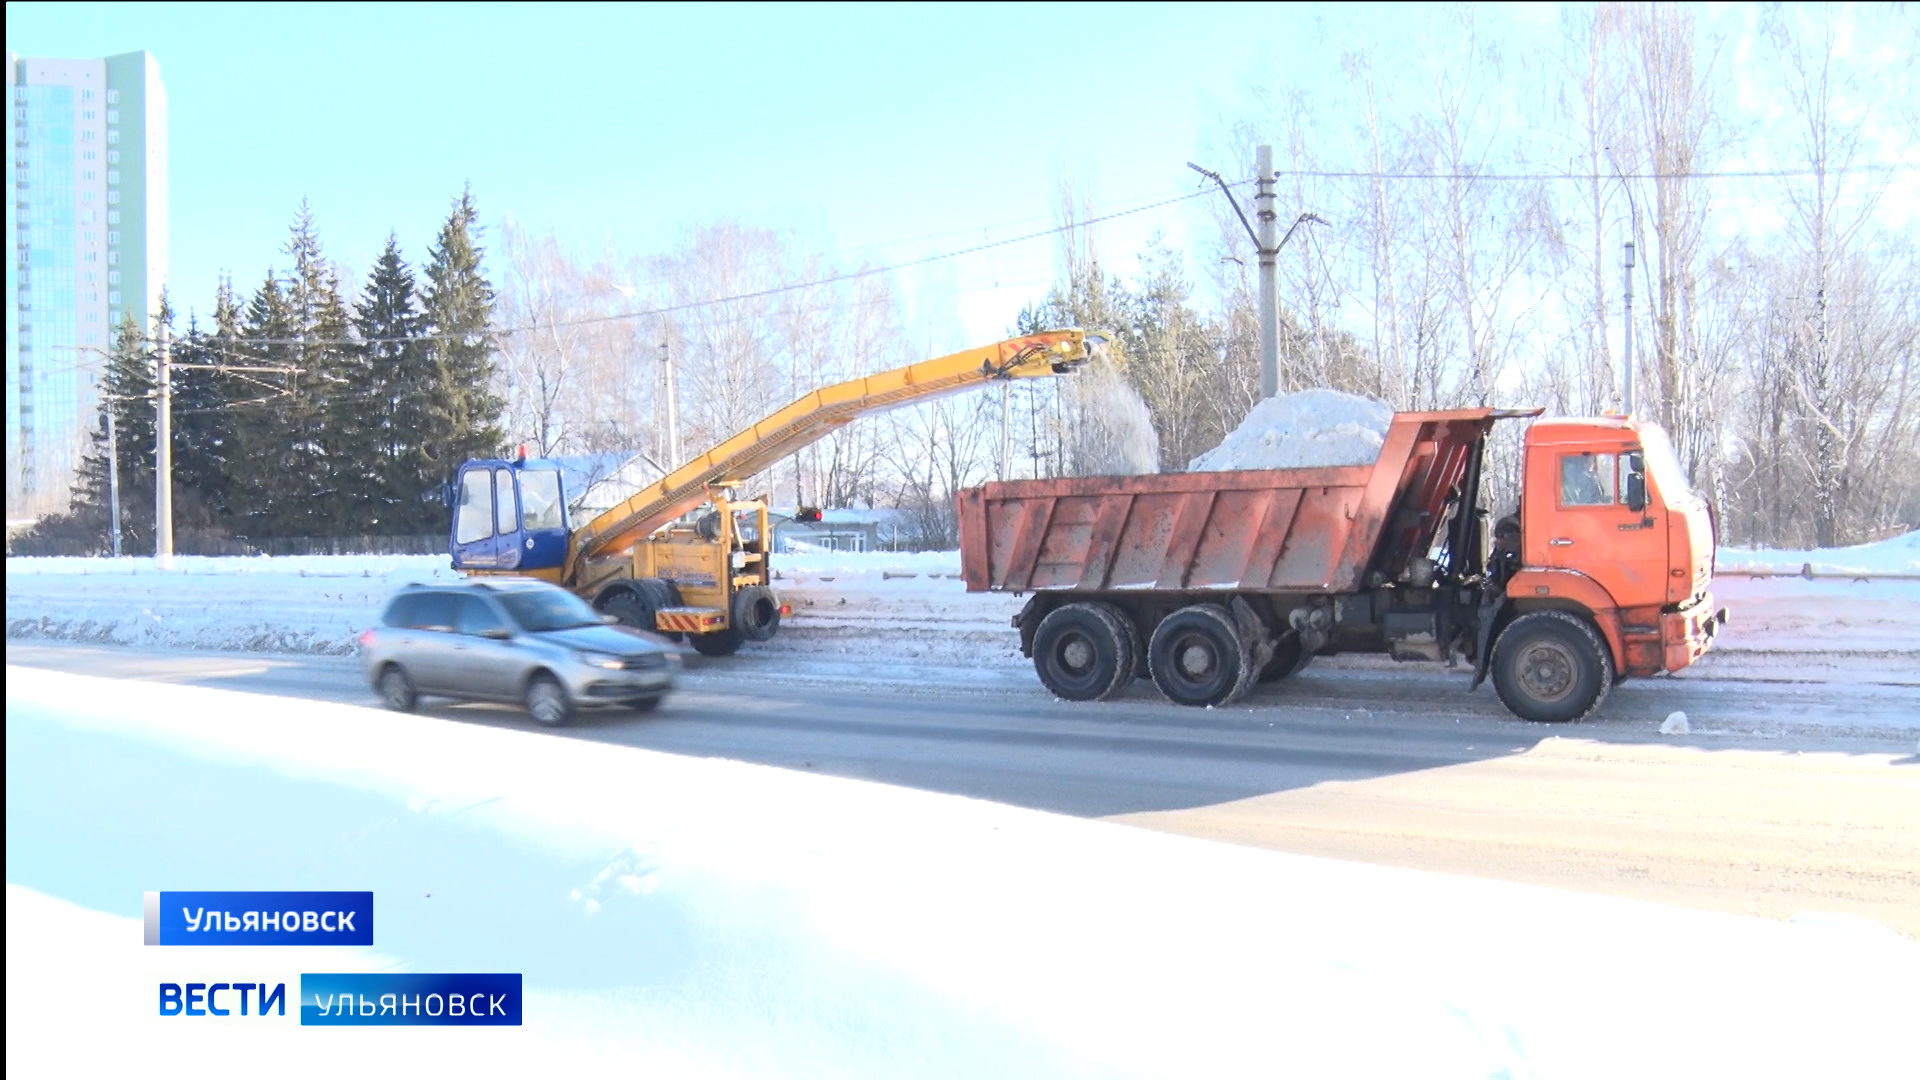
[[8, 666, 1915, 1078]]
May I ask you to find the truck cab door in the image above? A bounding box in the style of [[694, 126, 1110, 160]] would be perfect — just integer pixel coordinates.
[[450, 464, 528, 571], [1532, 447, 1667, 607]]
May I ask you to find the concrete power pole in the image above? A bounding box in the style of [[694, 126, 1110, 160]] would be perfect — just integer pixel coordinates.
[[1623, 212, 1636, 417], [659, 335, 681, 469], [106, 401, 121, 557], [1256, 144, 1279, 401], [154, 318, 174, 568]]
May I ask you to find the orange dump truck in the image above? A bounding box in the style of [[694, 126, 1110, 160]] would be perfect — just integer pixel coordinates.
[[956, 408, 1726, 722]]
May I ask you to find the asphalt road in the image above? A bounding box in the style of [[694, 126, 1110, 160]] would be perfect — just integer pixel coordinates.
[[9, 640, 1919, 938]]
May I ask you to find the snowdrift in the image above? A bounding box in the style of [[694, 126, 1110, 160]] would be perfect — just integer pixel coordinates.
[[7, 666, 1915, 1077]]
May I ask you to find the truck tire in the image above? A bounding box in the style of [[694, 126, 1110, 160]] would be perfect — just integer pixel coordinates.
[[1095, 602, 1145, 686], [1032, 602, 1133, 701], [1257, 635, 1314, 683], [732, 584, 781, 642], [641, 578, 684, 640], [597, 586, 657, 632], [689, 627, 744, 657], [1149, 604, 1250, 707], [1490, 610, 1613, 722]]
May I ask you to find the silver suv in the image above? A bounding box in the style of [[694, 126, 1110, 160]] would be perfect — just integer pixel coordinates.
[[359, 578, 681, 725]]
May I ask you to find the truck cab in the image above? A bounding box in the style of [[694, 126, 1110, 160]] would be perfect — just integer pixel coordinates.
[[1509, 417, 1723, 681]]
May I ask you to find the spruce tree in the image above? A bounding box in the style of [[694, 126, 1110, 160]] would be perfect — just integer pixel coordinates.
[[354, 234, 430, 533], [228, 266, 299, 536], [420, 185, 505, 500], [63, 314, 157, 551]]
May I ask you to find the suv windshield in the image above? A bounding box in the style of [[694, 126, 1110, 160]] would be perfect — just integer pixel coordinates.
[[495, 587, 602, 632]]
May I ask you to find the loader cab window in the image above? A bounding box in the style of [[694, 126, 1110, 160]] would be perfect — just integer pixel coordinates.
[[494, 469, 518, 536], [1559, 453, 1618, 507], [518, 469, 565, 531], [456, 469, 494, 543]]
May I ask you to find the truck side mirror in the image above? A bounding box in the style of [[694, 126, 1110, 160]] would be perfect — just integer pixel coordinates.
[[1624, 453, 1647, 512]]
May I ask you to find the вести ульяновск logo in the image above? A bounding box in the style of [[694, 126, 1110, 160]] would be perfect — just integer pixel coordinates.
[[300, 974, 522, 1026]]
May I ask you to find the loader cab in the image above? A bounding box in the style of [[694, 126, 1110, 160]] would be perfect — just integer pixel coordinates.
[[1519, 418, 1714, 610], [449, 456, 571, 574]]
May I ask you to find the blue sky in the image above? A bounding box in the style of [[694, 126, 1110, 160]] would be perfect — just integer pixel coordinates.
[[7, 1, 1339, 341]]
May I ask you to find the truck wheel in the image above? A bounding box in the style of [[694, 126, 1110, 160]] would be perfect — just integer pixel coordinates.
[[1032, 603, 1133, 701], [1149, 605, 1249, 707], [1095, 602, 1145, 686], [689, 628, 744, 657], [1490, 610, 1613, 722], [640, 579, 684, 640], [1257, 635, 1313, 683], [732, 584, 781, 642]]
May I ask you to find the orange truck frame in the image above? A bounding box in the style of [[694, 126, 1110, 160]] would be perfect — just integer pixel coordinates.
[[956, 408, 1727, 722]]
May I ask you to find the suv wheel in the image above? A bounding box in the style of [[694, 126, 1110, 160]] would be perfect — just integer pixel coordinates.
[[377, 665, 417, 712], [525, 673, 574, 726]]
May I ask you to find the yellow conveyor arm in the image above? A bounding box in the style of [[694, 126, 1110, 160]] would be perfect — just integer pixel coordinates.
[[567, 329, 1096, 571]]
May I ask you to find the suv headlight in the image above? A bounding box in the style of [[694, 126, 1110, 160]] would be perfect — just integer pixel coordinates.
[[578, 651, 623, 670]]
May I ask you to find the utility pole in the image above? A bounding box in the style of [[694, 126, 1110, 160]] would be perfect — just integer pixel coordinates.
[[1255, 144, 1279, 400], [1622, 207, 1637, 416], [659, 333, 680, 469], [106, 401, 121, 557], [154, 317, 174, 568], [1188, 149, 1326, 402], [999, 383, 1013, 480]]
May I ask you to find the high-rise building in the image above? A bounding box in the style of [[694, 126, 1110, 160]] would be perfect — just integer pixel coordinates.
[[6, 50, 168, 516]]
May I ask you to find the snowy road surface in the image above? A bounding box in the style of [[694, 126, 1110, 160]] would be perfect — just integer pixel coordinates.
[[9, 666, 1916, 1078], [11, 640, 1919, 940]]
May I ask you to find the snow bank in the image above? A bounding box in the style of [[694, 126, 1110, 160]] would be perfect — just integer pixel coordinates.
[[8, 667, 1915, 1077], [1718, 530, 1920, 576], [1188, 388, 1393, 472]]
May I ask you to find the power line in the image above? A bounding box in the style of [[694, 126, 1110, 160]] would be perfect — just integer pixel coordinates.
[[1272, 164, 1917, 181], [213, 186, 1223, 349]]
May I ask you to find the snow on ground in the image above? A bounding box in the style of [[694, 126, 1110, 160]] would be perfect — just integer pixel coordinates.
[[8, 666, 1915, 1078], [1187, 388, 1392, 472], [1717, 529, 1920, 575]]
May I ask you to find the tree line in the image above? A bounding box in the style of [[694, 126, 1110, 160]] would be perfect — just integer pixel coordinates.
[[20, 189, 502, 554]]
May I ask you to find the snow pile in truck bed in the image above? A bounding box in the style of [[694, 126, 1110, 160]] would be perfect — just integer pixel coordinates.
[[1188, 388, 1394, 473]]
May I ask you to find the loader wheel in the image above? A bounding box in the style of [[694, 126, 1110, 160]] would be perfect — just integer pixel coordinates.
[[1032, 603, 1133, 701], [689, 627, 744, 657], [1149, 604, 1251, 707], [1490, 610, 1613, 723], [731, 584, 782, 642], [597, 587, 657, 632], [640, 578, 684, 640]]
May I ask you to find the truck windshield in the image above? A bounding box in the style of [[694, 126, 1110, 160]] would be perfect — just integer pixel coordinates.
[[519, 469, 565, 531], [495, 588, 601, 632], [1639, 426, 1694, 504]]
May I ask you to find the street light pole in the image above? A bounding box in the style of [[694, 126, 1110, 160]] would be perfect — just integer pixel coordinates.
[[659, 334, 680, 469], [155, 316, 173, 568], [106, 402, 121, 557]]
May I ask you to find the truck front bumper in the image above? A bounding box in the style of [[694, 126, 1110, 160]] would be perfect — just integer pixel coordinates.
[[1662, 591, 1729, 673]]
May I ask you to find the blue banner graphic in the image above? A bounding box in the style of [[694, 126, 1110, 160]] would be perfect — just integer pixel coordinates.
[[146, 891, 374, 946], [300, 974, 522, 1026]]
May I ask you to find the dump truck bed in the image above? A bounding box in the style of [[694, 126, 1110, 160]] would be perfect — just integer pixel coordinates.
[[957, 408, 1516, 595]]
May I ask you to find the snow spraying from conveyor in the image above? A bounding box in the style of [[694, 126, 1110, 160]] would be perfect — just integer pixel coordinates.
[[1064, 355, 1160, 475], [1187, 388, 1393, 472]]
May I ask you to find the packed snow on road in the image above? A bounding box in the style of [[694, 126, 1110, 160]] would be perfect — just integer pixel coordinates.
[[8, 666, 1915, 1078]]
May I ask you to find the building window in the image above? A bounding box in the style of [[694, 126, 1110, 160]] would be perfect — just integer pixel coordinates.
[[83, 89, 95, 101], [108, 271, 120, 285], [107, 90, 118, 104], [84, 170, 96, 181], [109, 291, 121, 305], [106, 130, 118, 143], [106, 191, 119, 204], [87, 150, 99, 161], [106, 150, 118, 163], [106, 170, 119, 184], [85, 252, 97, 263], [108, 231, 120, 244], [106, 109, 118, 123], [107, 252, 119, 265], [83, 109, 95, 120], [107, 211, 119, 225]]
